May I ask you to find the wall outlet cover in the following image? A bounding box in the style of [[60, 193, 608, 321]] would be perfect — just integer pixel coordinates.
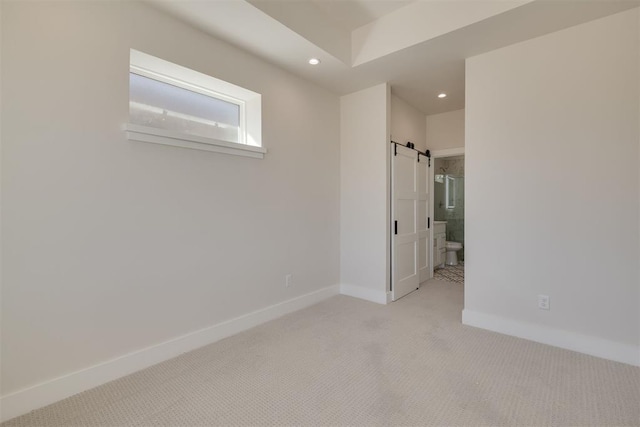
[[538, 294, 550, 310]]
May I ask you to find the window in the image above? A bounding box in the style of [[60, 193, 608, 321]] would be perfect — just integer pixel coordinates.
[[125, 49, 264, 159], [129, 73, 241, 143]]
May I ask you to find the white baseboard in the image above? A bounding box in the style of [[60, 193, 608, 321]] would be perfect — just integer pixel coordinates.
[[0, 284, 340, 423], [339, 283, 388, 305], [462, 309, 640, 367]]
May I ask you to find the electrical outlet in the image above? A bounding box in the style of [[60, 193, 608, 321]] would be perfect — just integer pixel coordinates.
[[538, 294, 550, 310], [285, 274, 293, 288]]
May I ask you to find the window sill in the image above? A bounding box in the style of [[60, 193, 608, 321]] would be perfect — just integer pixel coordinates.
[[124, 124, 266, 159]]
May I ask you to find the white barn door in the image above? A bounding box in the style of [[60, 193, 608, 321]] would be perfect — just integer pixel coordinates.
[[391, 144, 423, 301]]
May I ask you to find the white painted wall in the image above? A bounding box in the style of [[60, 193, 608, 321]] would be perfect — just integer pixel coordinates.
[[390, 94, 427, 152], [1, 0, 340, 399], [0, 0, 4, 395], [426, 109, 465, 152], [464, 9, 640, 365], [340, 83, 390, 303]]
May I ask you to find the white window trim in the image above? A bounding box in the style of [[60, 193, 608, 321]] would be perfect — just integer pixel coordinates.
[[127, 49, 264, 159], [124, 123, 266, 159]]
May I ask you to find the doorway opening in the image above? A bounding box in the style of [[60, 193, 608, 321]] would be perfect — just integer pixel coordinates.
[[429, 149, 465, 285]]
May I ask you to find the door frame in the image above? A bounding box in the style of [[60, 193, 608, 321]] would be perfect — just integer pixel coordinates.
[[429, 147, 465, 279]]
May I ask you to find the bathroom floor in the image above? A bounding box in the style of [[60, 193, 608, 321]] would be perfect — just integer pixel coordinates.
[[434, 263, 464, 284]]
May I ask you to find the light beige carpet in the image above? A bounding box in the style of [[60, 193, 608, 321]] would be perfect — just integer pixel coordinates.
[[4, 280, 639, 426]]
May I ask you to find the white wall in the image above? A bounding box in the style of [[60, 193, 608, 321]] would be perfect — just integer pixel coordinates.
[[1, 0, 340, 402], [464, 8, 640, 365], [390, 94, 427, 152], [426, 109, 465, 152], [340, 84, 390, 303], [0, 0, 4, 397]]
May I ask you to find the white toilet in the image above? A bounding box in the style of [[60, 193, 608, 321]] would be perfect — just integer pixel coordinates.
[[445, 241, 463, 266]]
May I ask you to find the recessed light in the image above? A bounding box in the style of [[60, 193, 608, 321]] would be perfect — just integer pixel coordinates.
[[438, 93, 447, 98], [308, 58, 321, 65]]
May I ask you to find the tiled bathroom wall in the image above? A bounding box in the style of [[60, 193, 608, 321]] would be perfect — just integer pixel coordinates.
[[434, 156, 465, 261]]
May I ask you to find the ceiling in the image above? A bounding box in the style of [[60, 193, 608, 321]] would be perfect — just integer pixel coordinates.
[[308, 0, 416, 31], [150, 0, 639, 116]]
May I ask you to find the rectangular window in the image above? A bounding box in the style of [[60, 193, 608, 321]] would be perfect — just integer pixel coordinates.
[[129, 72, 242, 143], [125, 50, 264, 159]]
